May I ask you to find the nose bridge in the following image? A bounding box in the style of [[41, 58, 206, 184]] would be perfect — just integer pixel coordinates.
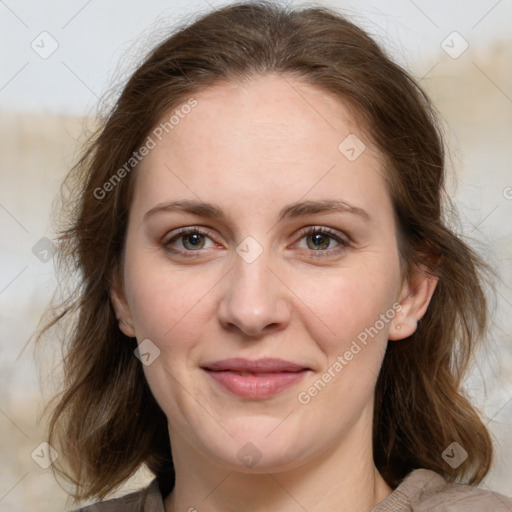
[[217, 243, 290, 336]]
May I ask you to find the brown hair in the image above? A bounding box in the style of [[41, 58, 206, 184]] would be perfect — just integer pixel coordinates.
[[34, 0, 496, 503]]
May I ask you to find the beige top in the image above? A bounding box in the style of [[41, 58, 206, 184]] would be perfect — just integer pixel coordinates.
[[77, 468, 512, 511]]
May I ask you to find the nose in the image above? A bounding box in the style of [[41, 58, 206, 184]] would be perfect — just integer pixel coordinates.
[[216, 252, 291, 338]]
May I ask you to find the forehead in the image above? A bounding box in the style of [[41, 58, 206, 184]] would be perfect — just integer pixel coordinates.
[[133, 74, 390, 222], [166, 74, 366, 161]]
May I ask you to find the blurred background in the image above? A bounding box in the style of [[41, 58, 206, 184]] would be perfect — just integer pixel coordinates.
[[1, 0, 511, 510]]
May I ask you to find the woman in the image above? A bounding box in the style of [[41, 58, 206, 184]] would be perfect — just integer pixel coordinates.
[[35, 1, 512, 511]]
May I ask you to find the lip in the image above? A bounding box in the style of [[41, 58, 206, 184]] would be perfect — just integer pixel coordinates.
[[202, 358, 309, 399]]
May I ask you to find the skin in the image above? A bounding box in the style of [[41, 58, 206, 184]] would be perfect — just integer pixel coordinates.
[[111, 74, 437, 512]]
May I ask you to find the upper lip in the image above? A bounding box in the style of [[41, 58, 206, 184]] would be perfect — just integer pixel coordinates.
[[202, 357, 307, 373]]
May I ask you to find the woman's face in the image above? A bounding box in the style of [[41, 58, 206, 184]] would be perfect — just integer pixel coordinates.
[[112, 74, 429, 472]]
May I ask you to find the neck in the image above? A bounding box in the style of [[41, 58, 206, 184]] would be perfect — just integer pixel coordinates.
[[164, 409, 393, 512]]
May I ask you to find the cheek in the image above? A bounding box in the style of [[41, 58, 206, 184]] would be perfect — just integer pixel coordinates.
[[124, 253, 213, 412], [291, 265, 399, 418], [292, 255, 400, 356], [124, 248, 215, 344]]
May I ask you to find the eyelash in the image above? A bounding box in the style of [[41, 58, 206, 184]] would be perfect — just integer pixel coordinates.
[[163, 226, 350, 259]]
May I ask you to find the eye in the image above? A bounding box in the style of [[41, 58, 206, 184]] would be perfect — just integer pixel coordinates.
[[293, 226, 350, 257], [163, 227, 217, 257], [162, 225, 350, 259]]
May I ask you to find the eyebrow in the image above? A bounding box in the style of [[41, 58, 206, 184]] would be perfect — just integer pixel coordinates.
[[144, 198, 371, 223]]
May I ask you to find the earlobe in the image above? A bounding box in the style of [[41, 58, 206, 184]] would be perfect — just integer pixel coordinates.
[[389, 267, 438, 341], [110, 273, 136, 338]]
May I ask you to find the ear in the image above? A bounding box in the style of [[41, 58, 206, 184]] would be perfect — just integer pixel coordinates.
[[389, 266, 438, 341], [110, 270, 136, 338]]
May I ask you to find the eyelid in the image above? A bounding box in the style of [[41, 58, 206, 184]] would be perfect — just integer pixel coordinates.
[[293, 225, 349, 243], [291, 225, 350, 255], [164, 226, 233, 262], [163, 226, 216, 242]]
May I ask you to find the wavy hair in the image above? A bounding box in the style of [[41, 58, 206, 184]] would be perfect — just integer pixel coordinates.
[[33, 0, 496, 503]]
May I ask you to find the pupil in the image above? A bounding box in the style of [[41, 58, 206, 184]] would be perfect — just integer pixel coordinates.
[[309, 233, 329, 250], [185, 233, 204, 249]]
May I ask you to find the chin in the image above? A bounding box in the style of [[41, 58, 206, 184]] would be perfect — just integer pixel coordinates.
[[217, 446, 307, 474], [199, 423, 310, 473]]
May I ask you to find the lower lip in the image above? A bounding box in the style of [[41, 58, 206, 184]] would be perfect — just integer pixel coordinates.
[[205, 370, 308, 399]]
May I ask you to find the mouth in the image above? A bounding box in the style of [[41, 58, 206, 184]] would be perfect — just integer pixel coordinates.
[[201, 358, 310, 399]]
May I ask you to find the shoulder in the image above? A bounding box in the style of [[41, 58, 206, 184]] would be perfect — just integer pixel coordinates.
[[373, 468, 512, 512], [75, 478, 165, 512]]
